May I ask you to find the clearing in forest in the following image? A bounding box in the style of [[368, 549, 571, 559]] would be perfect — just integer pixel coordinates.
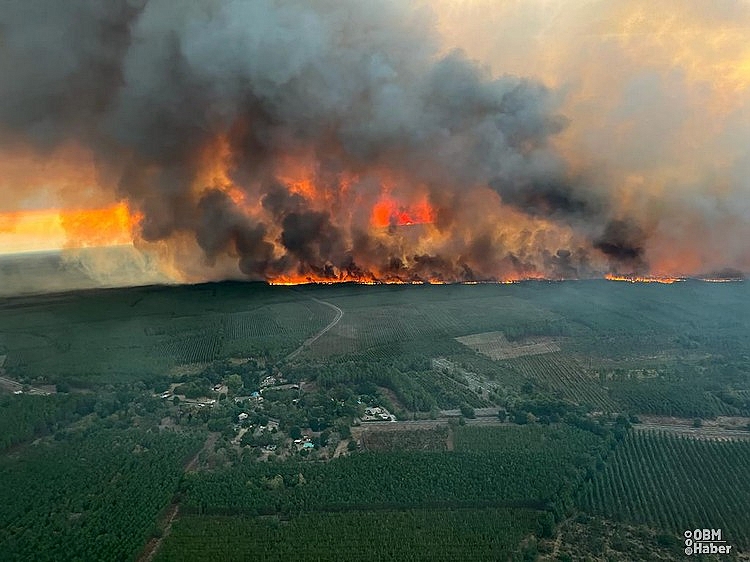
[[455, 331, 559, 360]]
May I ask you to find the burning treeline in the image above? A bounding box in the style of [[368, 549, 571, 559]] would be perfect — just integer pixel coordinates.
[[1, 1, 749, 283]]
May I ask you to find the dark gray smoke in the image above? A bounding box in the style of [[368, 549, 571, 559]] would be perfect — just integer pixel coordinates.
[[594, 219, 647, 273], [0, 0, 645, 281]]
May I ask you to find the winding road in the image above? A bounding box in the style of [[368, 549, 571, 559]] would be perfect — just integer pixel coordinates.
[[284, 297, 343, 362]]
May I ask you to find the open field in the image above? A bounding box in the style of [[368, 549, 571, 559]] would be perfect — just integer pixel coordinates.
[[455, 331, 560, 360], [360, 425, 450, 452]]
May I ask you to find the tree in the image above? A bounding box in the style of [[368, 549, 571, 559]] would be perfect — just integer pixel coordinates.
[[335, 422, 351, 439], [537, 512, 555, 539], [226, 374, 243, 395], [289, 426, 302, 440], [319, 429, 331, 447], [460, 404, 476, 419]]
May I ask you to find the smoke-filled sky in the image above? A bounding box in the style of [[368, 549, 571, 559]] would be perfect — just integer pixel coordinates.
[[1, 0, 749, 283]]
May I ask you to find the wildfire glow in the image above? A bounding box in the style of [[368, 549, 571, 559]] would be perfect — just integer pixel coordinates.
[[59, 203, 142, 248], [698, 278, 744, 283], [371, 196, 436, 227], [605, 274, 684, 284], [3, 2, 750, 286], [0, 203, 141, 254]]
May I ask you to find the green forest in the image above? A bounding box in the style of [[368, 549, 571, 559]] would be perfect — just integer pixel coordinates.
[[1, 279, 749, 559]]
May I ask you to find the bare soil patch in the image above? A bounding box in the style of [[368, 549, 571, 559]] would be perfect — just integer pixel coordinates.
[[455, 331, 559, 360], [360, 426, 449, 452]]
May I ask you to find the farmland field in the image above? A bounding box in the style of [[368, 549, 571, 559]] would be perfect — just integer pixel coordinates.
[[503, 353, 616, 411], [2, 278, 750, 560], [0, 283, 335, 384], [156, 508, 544, 562], [579, 430, 750, 548], [455, 331, 560, 360], [360, 425, 449, 452], [179, 423, 606, 521], [0, 425, 203, 561]]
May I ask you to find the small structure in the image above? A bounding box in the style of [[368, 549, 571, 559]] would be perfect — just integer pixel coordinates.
[[238, 412, 249, 422], [260, 376, 277, 388], [362, 405, 394, 422]]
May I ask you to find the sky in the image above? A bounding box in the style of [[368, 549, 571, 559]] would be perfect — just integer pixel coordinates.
[[1, 0, 749, 282]]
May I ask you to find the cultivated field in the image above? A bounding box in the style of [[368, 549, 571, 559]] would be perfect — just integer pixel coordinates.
[[0, 283, 335, 384], [455, 331, 560, 360], [2, 278, 750, 560], [580, 430, 750, 549]]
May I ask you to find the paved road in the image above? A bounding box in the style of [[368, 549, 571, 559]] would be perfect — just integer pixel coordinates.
[[284, 298, 343, 362]]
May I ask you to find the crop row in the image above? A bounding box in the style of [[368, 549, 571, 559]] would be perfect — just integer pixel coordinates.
[[0, 427, 203, 561], [608, 382, 736, 418], [507, 353, 616, 411], [579, 430, 750, 547], [156, 508, 544, 562], [156, 334, 224, 364], [181, 425, 606, 517]]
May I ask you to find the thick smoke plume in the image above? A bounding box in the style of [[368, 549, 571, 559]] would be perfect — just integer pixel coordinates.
[[1, 0, 748, 282]]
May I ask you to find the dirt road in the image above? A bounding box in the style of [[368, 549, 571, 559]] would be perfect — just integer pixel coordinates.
[[284, 298, 343, 362], [0, 375, 52, 395], [137, 432, 219, 562]]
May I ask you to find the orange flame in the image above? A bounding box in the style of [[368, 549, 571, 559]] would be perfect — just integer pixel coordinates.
[[0, 203, 142, 254], [371, 195, 436, 227], [605, 273, 683, 284], [59, 203, 142, 248], [267, 273, 444, 285]]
